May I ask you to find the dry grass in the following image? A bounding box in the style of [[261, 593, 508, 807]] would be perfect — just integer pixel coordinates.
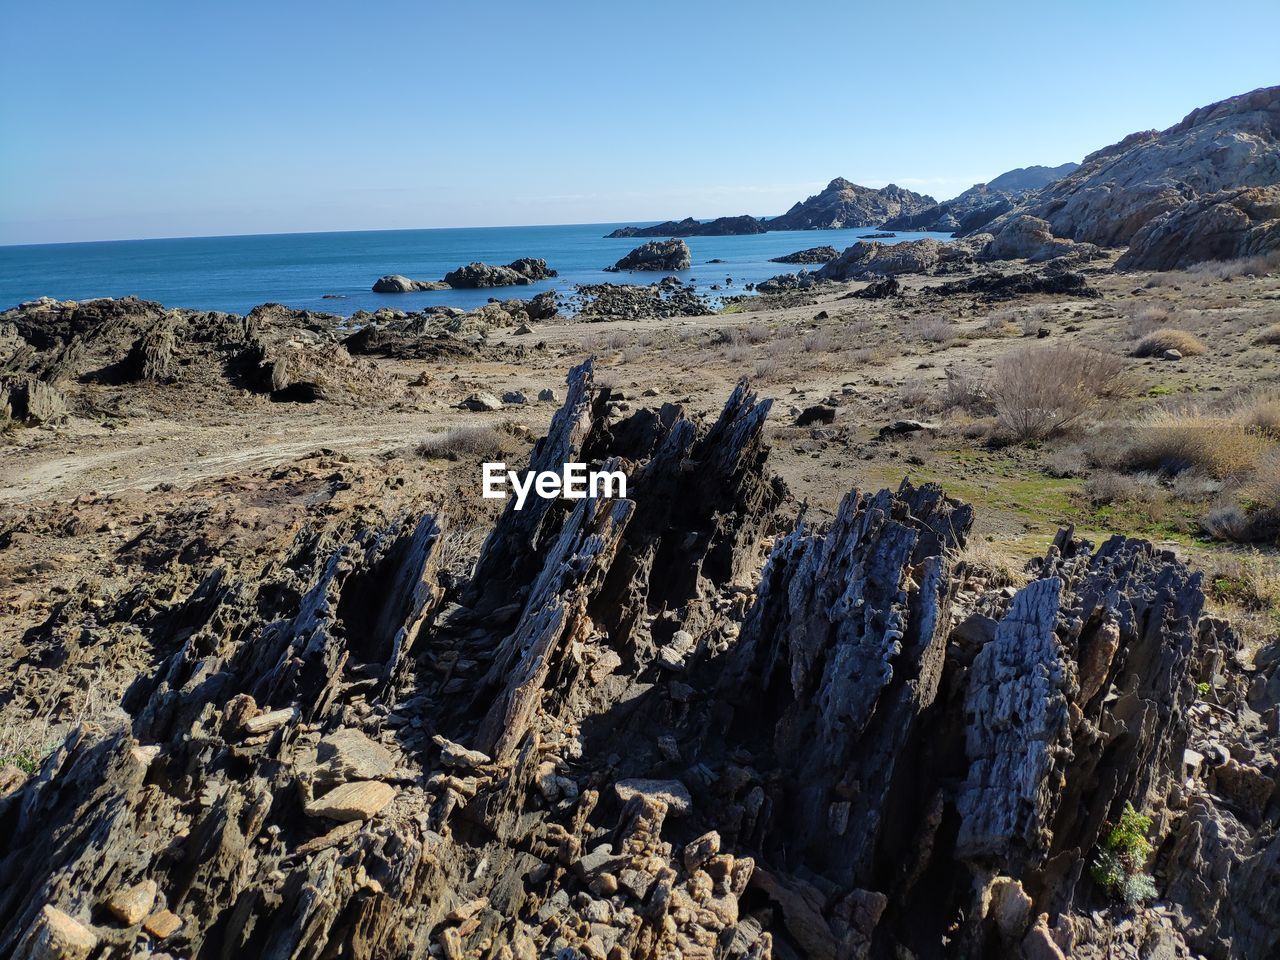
[[1186, 250, 1280, 280], [952, 539, 1029, 589], [989, 345, 1128, 442], [1203, 550, 1280, 654], [1119, 412, 1267, 479], [1133, 329, 1206, 357]]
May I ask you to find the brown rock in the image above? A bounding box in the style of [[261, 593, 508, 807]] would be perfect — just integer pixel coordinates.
[[104, 879, 157, 925], [304, 780, 396, 822], [20, 905, 98, 960], [142, 910, 184, 940]]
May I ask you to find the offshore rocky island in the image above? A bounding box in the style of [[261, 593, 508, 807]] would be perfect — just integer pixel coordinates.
[[1, 86, 1279, 960]]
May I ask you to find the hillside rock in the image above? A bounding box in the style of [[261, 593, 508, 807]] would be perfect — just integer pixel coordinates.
[[972, 85, 1280, 265], [605, 215, 766, 238], [768, 178, 936, 230], [885, 163, 1080, 234], [1115, 185, 1280, 270], [372, 275, 450, 293], [605, 239, 692, 272]]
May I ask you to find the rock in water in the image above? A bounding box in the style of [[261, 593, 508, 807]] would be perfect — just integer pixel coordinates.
[[605, 238, 692, 272], [443, 259, 557, 288], [372, 275, 450, 293], [769, 245, 839, 264]]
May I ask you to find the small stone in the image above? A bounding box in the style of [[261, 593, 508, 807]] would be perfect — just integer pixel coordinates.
[[305, 780, 396, 822], [461, 392, 503, 412], [501, 390, 528, 405], [614, 778, 693, 816], [1161, 348, 1183, 361], [105, 879, 157, 925], [538, 388, 560, 403], [683, 831, 721, 872], [142, 910, 184, 940], [433, 735, 491, 768], [241, 707, 296, 736], [317, 728, 395, 783]]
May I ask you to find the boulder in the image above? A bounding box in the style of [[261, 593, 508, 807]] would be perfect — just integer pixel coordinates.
[[606, 239, 692, 273], [982, 215, 1103, 264], [461, 393, 503, 412]]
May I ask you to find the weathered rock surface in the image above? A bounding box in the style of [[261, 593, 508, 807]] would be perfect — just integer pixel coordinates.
[[768, 178, 935, 230], [0, 363, 1273, 960], [983, 215, 1104, 265], [1116, 184, 1280, 270], [605, 239, 692, 272], [372, 274, 450, 293]]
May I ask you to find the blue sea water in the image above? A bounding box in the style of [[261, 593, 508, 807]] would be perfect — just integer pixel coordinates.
[[0, 224, 955, 317]]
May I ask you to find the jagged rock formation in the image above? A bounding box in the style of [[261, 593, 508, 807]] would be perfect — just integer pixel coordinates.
[[768, 179, 935, 231], [605, 239, 692, 273], [605, 216, 767, 239], [975, 85, 1280, 267], [1116, 185, 1280, 270], [565, 280, 714, 321], [885, 163, 1080, 234], [0, 362, 1274, 959]]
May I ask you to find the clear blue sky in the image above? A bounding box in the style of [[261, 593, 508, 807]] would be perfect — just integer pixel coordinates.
[[2, 0, 1277, 245]]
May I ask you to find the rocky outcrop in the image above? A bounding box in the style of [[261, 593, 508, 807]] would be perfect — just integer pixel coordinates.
[[565, 279, 713, 320], [972, 85, 1280, 266], [605, 215, 766, 238], [2, 364, 1270, 959], [983, 215, 1104, 265], [443, 258, 558, 288], [768, 178, 935, 231], [814, 236, 987, 281], [1115, 185, 1280, 270], [769, 246, 838, 264], [605, 238, 692, 272], [0, 296, 399, 415], [371, 275, 450, 293]]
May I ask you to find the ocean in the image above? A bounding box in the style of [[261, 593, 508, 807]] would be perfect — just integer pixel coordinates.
[[0, 223, 954, 317]]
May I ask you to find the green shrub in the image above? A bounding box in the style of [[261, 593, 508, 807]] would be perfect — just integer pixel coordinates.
[[1090, 802, 1157, 906]]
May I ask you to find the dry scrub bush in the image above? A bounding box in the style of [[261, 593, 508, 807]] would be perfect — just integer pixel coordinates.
[[803, 329, 837, 353], [1203, 550, 1280, 653], [1187, 250, 1280, 280], [912, 317, 954, 343], [1133, 329, 1206, 357], [1245, 397, 1280, 436], [989, 345, 1127, 442], [940, 367, 991, 415], [952, 540, 1029, 589], [1126, 302, 1172, 339], [1254, 323, 1280, 346], [418, 425, 516, 462]]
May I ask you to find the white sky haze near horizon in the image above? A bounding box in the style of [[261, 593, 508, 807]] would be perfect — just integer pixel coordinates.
[[1, 0, 1278, 244]]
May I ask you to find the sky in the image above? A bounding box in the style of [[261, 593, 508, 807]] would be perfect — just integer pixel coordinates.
[[1, 1, 1277, 245]]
